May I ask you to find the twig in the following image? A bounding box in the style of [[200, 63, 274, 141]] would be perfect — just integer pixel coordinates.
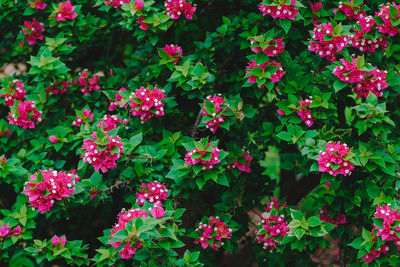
[[191, 109, 202, 137], [97, 180, 131, 194]]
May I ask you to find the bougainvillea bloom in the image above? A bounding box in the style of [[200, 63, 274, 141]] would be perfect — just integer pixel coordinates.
[[357, 15, 376, 33], [109, 87, 127, 111], [361, 233, 389, 264], [52, 235, 67, 247], [109, 208, 148, 259], [258, 0, 299, 20], [375, 3, 400, 36], [201, 94, 231, 133], [129, 86, 166, 123], [165, 0, 197, 20], [78, 69, 100, 95], [245, 60, 285, 88], [27, 0, 47, 10], [317, 141, 355, 176], [8, 100, 42, 129], [349, 31, 387, 53], [233, 151, 252, 173], [136, 182, 168, 206], [161, 44, 183, 64], [251, 37, 285, 56], [184, 142, 221, 169], [194, 216, 232, 250], [310, 1, 322, 12], [12, 225, 21, 236], [53, 0, 78, 21], [332, 56, 367, 83], [22, 19, 45, 45], [319, 205, 347, 228], [296, 96, 314, 127], [354, 68, 388, 98], [49, 135, 60, 143], [104, 0, 129, 8], [0, 224, 11, 238], [81, 131, 123, 173], [308, 23, 349, 62], [1, 80, 26, 106], [97, 114, 127, 132], [373, 204, 400, 242], [24, 169, 79, 213], [72, 108, 93, 127], [256, 198, 289, 251], [149, 205, 165, 219], [333, 0, 366, 20], [46, 80, 75, 95], [136, 16, 148, 30]]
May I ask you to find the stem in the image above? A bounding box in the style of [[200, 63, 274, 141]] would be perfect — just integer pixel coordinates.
[[191, 109, 202, 138]]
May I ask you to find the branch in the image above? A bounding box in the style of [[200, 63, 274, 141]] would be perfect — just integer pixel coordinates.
[[191, 109, 202, 137]]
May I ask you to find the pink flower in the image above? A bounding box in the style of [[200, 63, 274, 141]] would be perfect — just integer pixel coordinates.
[[250, 38, 285, 56], [319, 205, 346, 228], [149, 205, 165, 219], [129, 86, 167, 123], [375, 3, 400, 36], [165, 0, 197, 20], [109, 87, 128, 111], [134, 0, 144, 11], [12, 225, 21, 236], [276, 109, 286, 116], [1, 80, 26, 106], [52, 234, 67, 247], [245, 60, 285, 88], [317, 141, 355, 176], [201, 94, 232, 133], [349, 31, 387, 53], [97, 114, 127, 132], [53, 0, 78, 21], [136, 16, 148, 30], [233, 151, 252, 173], [136, 182, 168, 206], [46, 80, 75, 95], [296, 96, 314, 127], [78, 69, 100, 95], [0, 224, 11, 238], [332, 56, 367, 83], [7, 100, 42, 129], [72, 108, 93, 127], [109, 208, 148, 259], [194, 216, 232, 250], [357, 15, 376, 33], [310, 1, 322, 12], [308, 22, 349, 62], [49, 135, 60, 143], [81, 131, 124, 173], [27, 0, 47, 10], [184, 141, 222, 169], [259, 0, 298, 20], [354, 68, 388, 98], [333, 0, 365, 20], [0, 157, 7, 165], [22, 19, 45, 45], [161, 44, 183, 64], [24, 169, 80, 213], [104, 0, 129, 8]]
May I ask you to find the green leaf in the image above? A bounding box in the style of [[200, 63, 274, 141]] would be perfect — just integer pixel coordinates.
[[333, 80, 347, 93]]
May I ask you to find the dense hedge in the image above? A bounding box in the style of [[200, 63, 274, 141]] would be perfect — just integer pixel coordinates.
[[2, 0, 400, 266]]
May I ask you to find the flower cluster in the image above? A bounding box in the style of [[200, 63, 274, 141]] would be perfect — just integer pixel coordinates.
[[194, 216, 232, 250], [373, 204, 400, 242], [72, 108, 93, 127], [27, 0, 47, 10], [245, 60, 285, 88], [354, 68, 388, 98], [81, 131, 124, 173], [1, 80, 26, 106], [164, 0, 197, 20], [97, 114, 127, 132], [46, 80, 75, 95], [258, 0, 299, 20], [296, 96, 314, 127], [255, 198, 289, 252], [319, 205, 346, 228], [184, 142, 221, 170], [129, 86, 166, 123], [136, 182, 168, 206], [161, 44, 183, 64], [109, 208, 148, 259], [24, 169, 79, 214], [375, 3, 400, 36], [361, 240, 389, 264], [232, 151, 252, 173], [317, 141, 355, 176], [109, 87, 127, 111], [349, 31, 387, 53], [8, 100, 42, 129], [53, 0, 78, 22], [104, 0, 129, 8], [332, 56, 367, 83], [136, 16, 148, 30], [0, 224, 21, 238], [78, 69, 100, 95], [308, 23, 349, 62], [49, 135, 60, 143], [22, 19, 45, 46], [201, 94, 231, 133], [250, 37, 285, 56], [52, 235, 67, 247], [333, 0, 365, 20]]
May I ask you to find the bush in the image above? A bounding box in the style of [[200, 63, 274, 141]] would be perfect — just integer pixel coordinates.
[[1, 0, 400, 266]]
